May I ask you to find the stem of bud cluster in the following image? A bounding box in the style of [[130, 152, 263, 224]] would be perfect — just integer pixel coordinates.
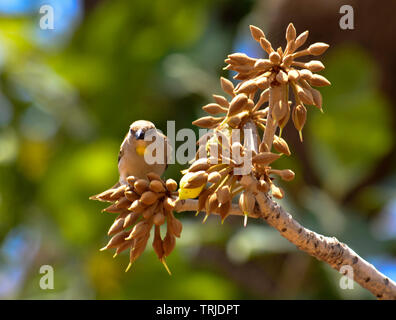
[[243, 120, 259, 153], [263, 84, 281, 150]]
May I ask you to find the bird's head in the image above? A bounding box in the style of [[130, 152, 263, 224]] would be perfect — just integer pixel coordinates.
[[128, 120, 157, 156]]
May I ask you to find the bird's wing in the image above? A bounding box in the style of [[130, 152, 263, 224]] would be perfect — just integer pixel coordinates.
[[118, 131, 130, 164], [118, 146, 124, 164]]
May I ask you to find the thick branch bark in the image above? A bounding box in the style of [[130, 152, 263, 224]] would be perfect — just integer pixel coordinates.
[[175, 91, 396, 299], [174, 196, 396, 300]]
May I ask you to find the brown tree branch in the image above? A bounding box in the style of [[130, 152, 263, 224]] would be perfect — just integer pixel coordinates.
[[176, 116, 396, 299], [174, 196, 396, 299]]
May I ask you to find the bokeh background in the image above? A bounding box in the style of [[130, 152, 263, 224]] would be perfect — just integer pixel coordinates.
[[0, 0, 395, 299]]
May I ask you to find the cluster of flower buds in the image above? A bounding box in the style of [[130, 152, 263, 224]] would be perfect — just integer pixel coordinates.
[[237, 163, 294, 225], [224, 23, 330, 140], [192, 77, 268, 131], [180, 24, 327, 225], [90, 172, 182, 274], [178, 129, 295, 225]]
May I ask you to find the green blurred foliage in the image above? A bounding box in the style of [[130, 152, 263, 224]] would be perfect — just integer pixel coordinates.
[[309, 45, 393, 197]]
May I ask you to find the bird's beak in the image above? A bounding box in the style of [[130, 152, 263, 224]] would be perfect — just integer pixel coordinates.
[[135, 129, 145, 140]]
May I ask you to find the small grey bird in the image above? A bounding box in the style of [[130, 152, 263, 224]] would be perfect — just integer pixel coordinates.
[[117, 120, 169, 184], [90, 120, 170, 202]]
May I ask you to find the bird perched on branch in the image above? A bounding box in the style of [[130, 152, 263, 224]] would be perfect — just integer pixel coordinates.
[[91, 120, 170, 203], [117, 120, 170, 184]]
